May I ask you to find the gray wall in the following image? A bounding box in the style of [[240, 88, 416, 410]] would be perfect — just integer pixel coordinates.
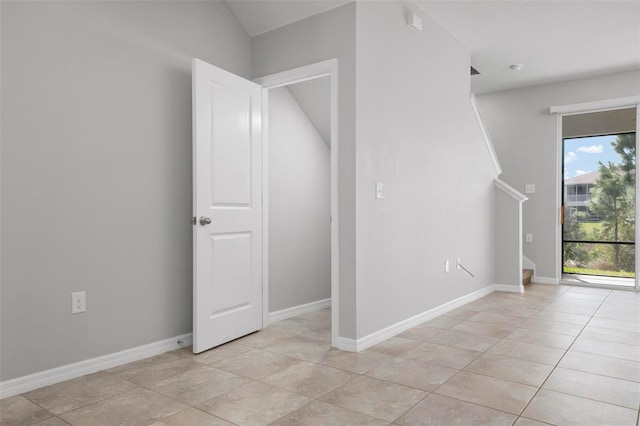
[[354, 2, 497, 338], [252, 3, 357, 338], [477, 70, 640, 280], [0, 1, 251, 381], [288, 79, 331, 146], [495, 188, 522, 288], [268, 86, 331, 312], [253, 2, 498, 340]]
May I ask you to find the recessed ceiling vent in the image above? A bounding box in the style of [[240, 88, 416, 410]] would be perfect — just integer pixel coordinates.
[[470, 66, 480, 76]]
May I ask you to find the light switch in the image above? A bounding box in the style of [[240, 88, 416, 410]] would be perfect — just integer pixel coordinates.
[[525, 233, 533, 243], [525, 184, 536, 194], [376, 182, 385, 199]]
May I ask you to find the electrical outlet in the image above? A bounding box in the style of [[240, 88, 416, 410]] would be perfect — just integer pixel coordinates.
[[72, 291, 86, 314], [456, 258, 462, 270], [445, 260, 450, 273]]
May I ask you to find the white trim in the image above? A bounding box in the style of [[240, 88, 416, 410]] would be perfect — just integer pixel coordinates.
[[253, 58, 336, 88], [471, 93, 502, 176], [555, 113, 563, 283], [636, 104, 639, 291], [518, 201, 524, 287], [533, 276, 560, 285], [554, 101, 640, 290], [522, 256, 535, 271], [340, 285, 495, 352], [260, 89, 270, 329], [268, 298, 331, 324], [561, 274, 635, 288], [550, 96, 640, 115], [494, 179, 526, 289], [255, 59, 341, 347], [494, 179, 528, 203], [0, 333, 192, 399], [494, 283, 524, 293], [334, 336, 358, 352]]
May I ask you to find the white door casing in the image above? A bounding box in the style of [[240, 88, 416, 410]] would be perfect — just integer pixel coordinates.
[[551, 96, 640, 289], [192, 59, 263, 353], [254, 58, 340, 346]]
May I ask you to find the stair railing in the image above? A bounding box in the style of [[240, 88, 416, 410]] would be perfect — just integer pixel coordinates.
[[494, 179, 528, 293]]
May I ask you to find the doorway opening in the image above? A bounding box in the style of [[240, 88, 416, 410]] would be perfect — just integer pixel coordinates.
[[561, 107, 637, 288], [255, 59, 339, 346], [266, 78, 332, 338]]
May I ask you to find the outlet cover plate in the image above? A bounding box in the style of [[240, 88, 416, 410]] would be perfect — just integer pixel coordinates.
[[72, 291, 86, 314]]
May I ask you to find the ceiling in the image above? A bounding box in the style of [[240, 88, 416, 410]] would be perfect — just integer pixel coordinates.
[[226, 0, 350, 37], [227, 0, 640, 94], [415, 1, 640, 93], [288, 77, 332, 146]]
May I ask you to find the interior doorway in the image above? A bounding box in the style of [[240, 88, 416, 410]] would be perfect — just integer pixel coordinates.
[[267, 78, 332, 332], [254, 59, 340, 345], [560, 107, 638, 289]]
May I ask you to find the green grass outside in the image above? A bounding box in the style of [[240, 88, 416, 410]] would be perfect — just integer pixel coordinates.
[[565, 221, 635, 278], [578, 222, 604, 234], [563, 267, 635, 278]]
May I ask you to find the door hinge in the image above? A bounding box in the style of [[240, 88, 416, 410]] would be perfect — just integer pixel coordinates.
[[191, 216, 197, 225]]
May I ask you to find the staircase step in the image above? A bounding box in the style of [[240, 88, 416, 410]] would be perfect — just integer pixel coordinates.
[[523, 269, 533, 286]]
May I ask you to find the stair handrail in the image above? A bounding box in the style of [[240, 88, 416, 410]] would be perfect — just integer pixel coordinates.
[[471, 93, 502, 176], [493, 179, 528, 203]]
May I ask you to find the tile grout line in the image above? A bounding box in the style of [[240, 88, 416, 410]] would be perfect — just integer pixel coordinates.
[[553, 355, 640, 383], [267, 311, 513, 423], [426, 289, 561, 421], [10, 289, 638, 425], [277, 289, 632, 424], [20, 371, 157, 419], [389, 290, 563, 421], [515, 287, 619, 420], [474, 286, 569, 420]]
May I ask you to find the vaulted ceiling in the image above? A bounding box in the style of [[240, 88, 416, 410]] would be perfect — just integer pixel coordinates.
[[227, 0, 640, 94]]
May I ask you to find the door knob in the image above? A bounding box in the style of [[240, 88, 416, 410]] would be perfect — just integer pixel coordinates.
[[199, 216, 212, 226]]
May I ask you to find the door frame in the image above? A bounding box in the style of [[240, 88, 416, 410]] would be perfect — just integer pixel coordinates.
[[254, 59, 340, 345], [552, 96, 640, 291]]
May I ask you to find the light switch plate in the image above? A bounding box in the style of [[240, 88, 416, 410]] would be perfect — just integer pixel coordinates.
[[376, 182, 385, 199], [525, 233, 533, 243], [525, 184, 536, 194]]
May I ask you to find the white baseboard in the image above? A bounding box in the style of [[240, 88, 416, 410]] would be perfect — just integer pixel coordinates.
[[344, 285, 495, 352], [334, 336, 358, 352], [0, 333, 192, 399], [3, 287, 498, 394], [493, 283, 524, 293], [268, 298, 331, 324], [532, 276, 559, 285]]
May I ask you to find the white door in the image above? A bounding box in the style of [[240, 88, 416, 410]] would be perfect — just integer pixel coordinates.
[[192, 58, 262, 353]]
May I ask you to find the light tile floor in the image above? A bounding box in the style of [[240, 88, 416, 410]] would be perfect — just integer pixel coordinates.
[[2, 284, 639, 425]]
